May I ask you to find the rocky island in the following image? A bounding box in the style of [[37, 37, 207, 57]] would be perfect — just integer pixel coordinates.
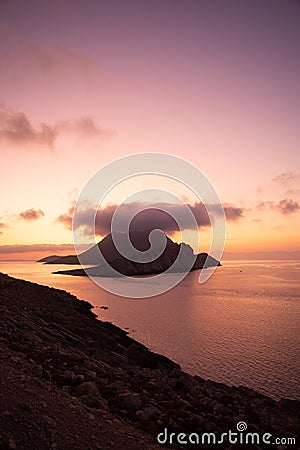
[[38, 231, 221, 277], [0, 272, 298, 449]]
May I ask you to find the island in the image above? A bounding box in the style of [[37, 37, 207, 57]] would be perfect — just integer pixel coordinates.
[[38, 231, 221, 277]]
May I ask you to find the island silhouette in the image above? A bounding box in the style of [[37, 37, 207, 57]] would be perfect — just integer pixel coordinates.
[[39, 230, 221, 277]]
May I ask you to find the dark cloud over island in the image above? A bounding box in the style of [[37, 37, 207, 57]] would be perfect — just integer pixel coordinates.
[[56, 201, 244, 237]]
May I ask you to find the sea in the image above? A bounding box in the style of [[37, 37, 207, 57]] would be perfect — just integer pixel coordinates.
[[0, 259, 299, 401]]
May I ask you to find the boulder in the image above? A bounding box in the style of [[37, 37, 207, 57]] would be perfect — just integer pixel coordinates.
[[78, 395, 108, 409], [120, 393, 142, 412], [73, 381, 99, 397]]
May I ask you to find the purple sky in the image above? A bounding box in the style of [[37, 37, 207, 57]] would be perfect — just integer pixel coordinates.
[[0, 0, 299, 255]]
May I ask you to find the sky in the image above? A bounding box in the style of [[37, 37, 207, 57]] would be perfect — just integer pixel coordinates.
[[0, 0, 299, 259]]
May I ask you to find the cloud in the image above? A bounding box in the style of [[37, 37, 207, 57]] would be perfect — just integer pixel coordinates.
[[0, 28, 99, 79], [256, 172, 300, 198], [56, 203, 75, 230], [257, 198, 299, 215], [272, 172, 300, 186], [275, 198, 299, 215], [0, 106, 112, 150], [284, 188, 300, 198], [56, 117, 113, 139], [0, 222, 9, 236], [222, 204, 244, 221], [31, 45, 98, 76], [256, 201, 273, 210], [0, 107, 57, 148], [0, 243, 79, 254], [57, 201, 244, 237], [19, 208, 45, 222]]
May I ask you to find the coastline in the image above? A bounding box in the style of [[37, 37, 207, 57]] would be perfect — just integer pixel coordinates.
[[0, 272, 298, 449]]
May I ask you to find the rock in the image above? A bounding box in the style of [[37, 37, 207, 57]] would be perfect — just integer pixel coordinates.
[[73, 381, 99, 397], [1, 272, 299, 450], [120, 393, 142, 412], [105, 380, 127, 394], [123, 436, 136, 447], [202, 420, 218, 432], [64, 369, 75, 380], [136, 404, 161, 421], [78, 395, 108, 409], [74, 374, 85, 383], [84, 370, 97, 381], [213, 402, 231, 416], [8, 439, 17, 449], [178, 398, 193, 410], [184, 413, 204, 429], [32, 364, 43, 378]]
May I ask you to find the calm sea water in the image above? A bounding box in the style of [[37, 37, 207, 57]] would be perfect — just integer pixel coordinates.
[[0, 259, 299, 401]]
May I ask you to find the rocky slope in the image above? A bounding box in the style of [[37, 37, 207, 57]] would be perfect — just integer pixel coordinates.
[[0, 272, 298, 450]]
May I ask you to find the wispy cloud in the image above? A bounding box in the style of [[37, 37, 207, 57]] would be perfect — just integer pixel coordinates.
[[57, 201, 244, 237], [0, 243, 77, 254], [0, 222, 9, 236], [257, 198, 300, 215], [31, 45, 98, 76], [272, 172, 300, 186], [56, 117, 113, 139], [0, 27, 99, 79], [19, 208, 45, 222], [256, 172, 300, 200], [0, 107, 57, 149], [284, 188, 300, 198], [0, 106, 113, 150]]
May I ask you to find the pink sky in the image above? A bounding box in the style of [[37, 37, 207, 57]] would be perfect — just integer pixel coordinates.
[[0, 0, 299, 258]]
